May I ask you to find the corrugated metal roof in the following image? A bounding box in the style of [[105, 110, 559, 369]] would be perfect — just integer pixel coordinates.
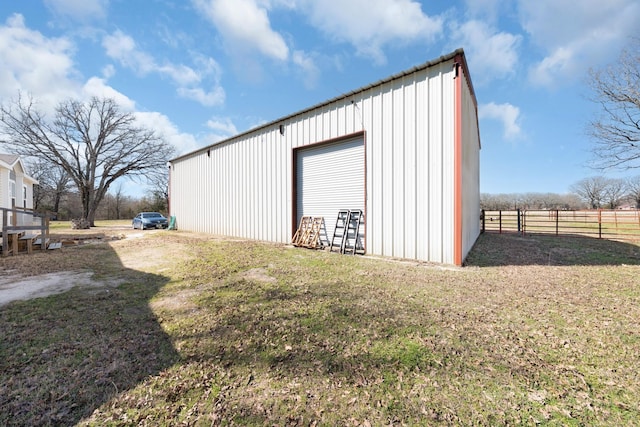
[[172, 48, 474, 163]]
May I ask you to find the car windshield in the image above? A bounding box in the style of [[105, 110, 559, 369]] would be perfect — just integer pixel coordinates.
[[143, 213, 163, 218]]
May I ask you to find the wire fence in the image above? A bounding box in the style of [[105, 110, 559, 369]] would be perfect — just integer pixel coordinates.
[[481, 209, 640, 241]]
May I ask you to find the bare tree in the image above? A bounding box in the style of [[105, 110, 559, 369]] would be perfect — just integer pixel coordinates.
[[603, 178, 626, 209], [587, 39, 640, 169], [626, 175, 640, 208], [25, 157, 72, 214], [0, 96, 175, 226], [481, 192, 585, 211], [146, 166, 171, 213], [570, 176, 610, 209], [481, 193, 515, 210], [108, 182, 127, 220]]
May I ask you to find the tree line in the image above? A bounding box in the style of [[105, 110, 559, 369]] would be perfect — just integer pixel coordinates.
[[33, 176, 168, 221], [482, 176, 640, 211]]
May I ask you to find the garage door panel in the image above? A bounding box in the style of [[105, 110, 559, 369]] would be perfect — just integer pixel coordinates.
[[296, 137, 365, 248]]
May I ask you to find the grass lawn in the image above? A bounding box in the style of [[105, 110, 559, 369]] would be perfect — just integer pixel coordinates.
[[1, 229, 639, 425]]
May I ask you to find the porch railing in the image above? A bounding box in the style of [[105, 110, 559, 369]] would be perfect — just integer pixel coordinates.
[[1, 205, 52, 255]]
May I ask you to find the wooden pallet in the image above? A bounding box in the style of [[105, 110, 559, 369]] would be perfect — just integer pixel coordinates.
[[292, 216, 325, 249]]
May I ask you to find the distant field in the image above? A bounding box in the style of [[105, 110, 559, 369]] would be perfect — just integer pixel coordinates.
[[483, 209, 640, 240], [49, 219, 132, 231]]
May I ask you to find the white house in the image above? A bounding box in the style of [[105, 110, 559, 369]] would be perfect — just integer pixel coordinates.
[[0, 154, 37, 211], [169, 49, 481, 266]]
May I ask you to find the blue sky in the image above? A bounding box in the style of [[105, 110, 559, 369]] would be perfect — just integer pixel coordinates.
[[1, 0, 639, 197]]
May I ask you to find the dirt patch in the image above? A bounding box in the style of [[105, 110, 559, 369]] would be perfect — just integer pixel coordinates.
[[237, 267, 277, 283], [0, 271, 123, 306], [150, 289, 199, 312], [0, 228, 174, 306]]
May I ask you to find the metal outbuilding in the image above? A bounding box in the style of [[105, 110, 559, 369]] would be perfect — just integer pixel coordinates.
[[168, 48, 480, 266]]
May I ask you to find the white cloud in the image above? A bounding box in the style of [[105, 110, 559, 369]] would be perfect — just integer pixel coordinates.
[[82, 81, 198, 155], [479, 102, 522, 140], [528, 47, 573, 88], [0, 14, 79, 112], [292, 50, 319, 89], [518, 0, 640, 86], [102, 30, 158, 75], [299, 0, 442, 64], [464, 0, 509, 24], [178, 87, 225, 107], [101, 64, 115, 79], [102, 30, 225, 106], [193, 0, 289, 61], [135, 111, 200, 155], [82, 77, 136, 111], [44, 0, 108, 21], [450, 20, 521, 84], [206, 116, 238, 135], [158, 63, 201, 87], [201, 116, 240, 146]]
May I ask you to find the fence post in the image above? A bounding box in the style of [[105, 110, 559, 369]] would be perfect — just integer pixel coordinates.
[[499, 210, 502, 234], [598, 209, 602, 239], [556, 209, 559, 236], [481, 210, 485, 233], [517, 208, 521, 234]]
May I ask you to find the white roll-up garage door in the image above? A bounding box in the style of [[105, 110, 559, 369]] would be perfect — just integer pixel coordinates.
[[296, 136, 365, 248]]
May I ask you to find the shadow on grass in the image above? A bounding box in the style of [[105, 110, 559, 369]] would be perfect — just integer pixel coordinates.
[[167, 278, 446, 423], [0, 244, 179, 426], [465, 232, 640, 267]]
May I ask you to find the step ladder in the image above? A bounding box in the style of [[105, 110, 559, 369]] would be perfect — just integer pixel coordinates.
[[343, 210, 363, 255], [329, 210, 350, 253], [330, 209, 363, 255]]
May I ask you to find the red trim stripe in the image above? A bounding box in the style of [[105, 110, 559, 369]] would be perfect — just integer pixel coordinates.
[[454, 56, 463, 266]]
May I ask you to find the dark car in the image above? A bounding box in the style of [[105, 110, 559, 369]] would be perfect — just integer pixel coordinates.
[[132, 212, 168, 230]]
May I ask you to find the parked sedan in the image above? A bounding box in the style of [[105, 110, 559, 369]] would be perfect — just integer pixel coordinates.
[[132, 212, 168, 230]]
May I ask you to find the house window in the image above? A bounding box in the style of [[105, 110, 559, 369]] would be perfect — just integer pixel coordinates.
[[9, 179, 16, 208], [23, 185, 27, 208]]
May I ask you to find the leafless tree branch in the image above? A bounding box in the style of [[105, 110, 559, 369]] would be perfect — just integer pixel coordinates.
[[588, 38, 640, 169]]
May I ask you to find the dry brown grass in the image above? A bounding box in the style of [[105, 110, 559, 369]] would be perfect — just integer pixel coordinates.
[[1, 226, 639, 425]]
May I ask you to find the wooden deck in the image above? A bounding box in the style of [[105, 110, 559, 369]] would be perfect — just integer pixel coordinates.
[[1, 206, 59, 256]]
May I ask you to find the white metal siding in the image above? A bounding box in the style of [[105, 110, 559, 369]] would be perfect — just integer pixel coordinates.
[[461, 72, 481, 261], [170, 53, 477, 265], [296, 137, 365, 247], [362, 61, 456, 263]]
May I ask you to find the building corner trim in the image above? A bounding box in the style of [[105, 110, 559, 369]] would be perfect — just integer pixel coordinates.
[[453, 56, 463, 266]]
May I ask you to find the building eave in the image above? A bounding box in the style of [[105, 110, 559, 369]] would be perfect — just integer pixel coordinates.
[[0, 154, 39, 185]]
